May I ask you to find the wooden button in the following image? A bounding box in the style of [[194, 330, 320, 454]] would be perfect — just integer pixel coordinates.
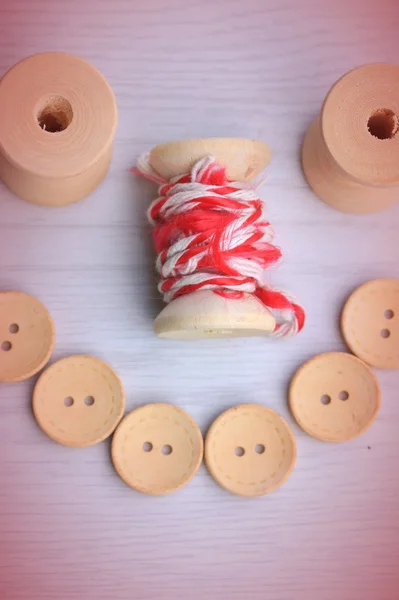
[[0, 291, 54, 382], [33, 355, 125, 447], [342, 278, 399, 369], [289, 352, 380, 442], [111, 403, 203, 495], [205, 405, 296, 497]]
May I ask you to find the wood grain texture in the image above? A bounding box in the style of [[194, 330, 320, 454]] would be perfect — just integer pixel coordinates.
[[0, 0, 399, 598]]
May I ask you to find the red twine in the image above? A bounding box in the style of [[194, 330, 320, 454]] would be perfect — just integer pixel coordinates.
[[134, 155, 305, 337]]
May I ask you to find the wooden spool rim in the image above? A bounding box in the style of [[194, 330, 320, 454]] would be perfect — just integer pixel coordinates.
[[320, 63, 399, 187], [148, 137, 271, 182]]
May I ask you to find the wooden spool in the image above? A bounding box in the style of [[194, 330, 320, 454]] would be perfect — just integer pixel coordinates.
[[302, 63, 399, 214], [146, 138, 276, 339], [0, 52, 117, 207]]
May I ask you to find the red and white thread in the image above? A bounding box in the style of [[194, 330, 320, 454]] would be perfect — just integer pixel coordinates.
[[135, 155, 305, 337]]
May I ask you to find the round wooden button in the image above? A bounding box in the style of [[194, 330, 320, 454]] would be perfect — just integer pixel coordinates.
[[111, 403, 203, 495], [0, 291, 54, 382], [33, 355, 125, 447], [205, 405, 296, 497], [342, 279, 399, 369], [289, 352, 380, 442]]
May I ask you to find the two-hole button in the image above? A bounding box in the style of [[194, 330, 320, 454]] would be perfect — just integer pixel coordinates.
[[33, 355, 125, 447], [342, 278, 399, 369], [0, 291, 54, 382], [205, 405, 296, 497], [289, 352, 380, 442], [111, 404, 203, 495]]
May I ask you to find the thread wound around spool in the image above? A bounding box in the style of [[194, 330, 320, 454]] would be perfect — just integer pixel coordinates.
[[302, 63, 399, 214], [0, 52, 117, 206], [143, 138, 302, 340]]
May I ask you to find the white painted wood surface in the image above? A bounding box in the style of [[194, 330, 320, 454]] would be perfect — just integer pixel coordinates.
[[0, 1, 398, 598]]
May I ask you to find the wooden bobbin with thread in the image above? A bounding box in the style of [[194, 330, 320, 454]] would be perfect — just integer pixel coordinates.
[[0, 52, 117, 207], [146, 138, 276, 339], [302, 63, 399, 214]]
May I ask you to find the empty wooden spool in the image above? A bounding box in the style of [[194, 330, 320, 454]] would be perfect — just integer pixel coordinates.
[[0, 52, 117, 207], [146, 138, 276, 339], [302, 63, 399, 214]]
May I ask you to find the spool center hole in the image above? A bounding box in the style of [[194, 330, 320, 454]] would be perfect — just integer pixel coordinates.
[[37, 95, 73, 133], [367, 109, 398, 140]]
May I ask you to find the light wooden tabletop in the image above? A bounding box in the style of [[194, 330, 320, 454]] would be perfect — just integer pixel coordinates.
[[0, 1, 398, 598]]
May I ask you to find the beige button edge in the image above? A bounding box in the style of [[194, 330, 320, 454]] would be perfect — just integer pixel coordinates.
[[205, 404, 297, 497], [0, 290, 55, 383], [32, 354, 126, 447], [111, 403, 204, 495], [289, 352, 381, 443], [341, 278, 399, 369]]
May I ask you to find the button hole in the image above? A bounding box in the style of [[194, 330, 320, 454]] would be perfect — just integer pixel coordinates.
[[142, 442, 153, 452], [9, 324, 19, 334], [255, 444, 265, 454], [339, 390, 349, 401], [161, 444, 173, 455], [235, 447, 245, 457], [1, 341, 12, 351], [64, 397, 74, 407], [320, 395, 331, 405], [84, 396, 95, 406], [381, 329, 391, 339], [384, 309, 394, 320]]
